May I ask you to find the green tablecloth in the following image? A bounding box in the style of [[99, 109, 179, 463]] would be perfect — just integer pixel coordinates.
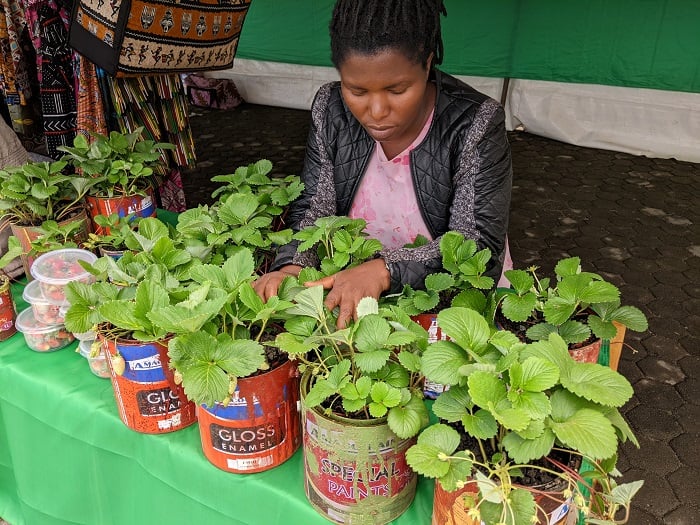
[[0, 282, 434, 525]]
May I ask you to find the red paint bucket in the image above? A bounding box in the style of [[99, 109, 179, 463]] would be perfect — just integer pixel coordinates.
[[301, 371, 417, 524], [0, 279, 16, 341], [197, 359, 301, 473], [100, 336, 197, 434], [86, 188, 156, 234]]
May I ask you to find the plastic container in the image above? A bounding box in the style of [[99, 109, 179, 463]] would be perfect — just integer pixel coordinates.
[[83, 340, 110, 378], [78, 339, 93, 358], [15, 307, 75, 352], [30, 249, 97, 306], [23, 279, 65, 325]]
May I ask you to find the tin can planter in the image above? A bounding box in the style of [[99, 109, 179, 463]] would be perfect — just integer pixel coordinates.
[[100, 335, 196, 434], [10, 209, 91, 278], [197, 359, 301, 474], [0, 276, 17, 341], [431, 475, 577, 525], [568, 338, 602, 364], [300, 371, 417, 525], [86, 188, 156, 234]]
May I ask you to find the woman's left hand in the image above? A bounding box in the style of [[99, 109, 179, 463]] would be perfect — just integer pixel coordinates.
[[305, 258, 391, 328]]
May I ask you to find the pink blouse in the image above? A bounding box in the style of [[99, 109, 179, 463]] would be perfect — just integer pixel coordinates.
[[349, 109, 435, 249]]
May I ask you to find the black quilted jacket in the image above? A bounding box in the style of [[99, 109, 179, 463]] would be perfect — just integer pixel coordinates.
[[272, 70, 512, 293]]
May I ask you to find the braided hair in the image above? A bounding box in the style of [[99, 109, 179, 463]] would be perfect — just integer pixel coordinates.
[[329, 0, 447, 69]]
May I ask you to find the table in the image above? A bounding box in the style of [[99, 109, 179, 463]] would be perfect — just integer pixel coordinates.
[[0, 282, 434, 525]]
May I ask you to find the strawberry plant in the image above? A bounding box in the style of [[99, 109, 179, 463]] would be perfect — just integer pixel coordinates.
[[272, 287, 429, 439], [0, 160, 93, 226], [292, 215, 383, 281], [490, 256, 648, 346], [396, 231, 494, 315], [57, 127, 175, 198], [82, 213, 140, 254], [175, 159, 303, 271], [407, 305, 644, 524], [158, 247, 295, 407]]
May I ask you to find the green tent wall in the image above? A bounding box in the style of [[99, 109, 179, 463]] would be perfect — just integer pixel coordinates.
[[236, 0, 700, 94]]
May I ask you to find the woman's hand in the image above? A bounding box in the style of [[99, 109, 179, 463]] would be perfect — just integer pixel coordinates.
[[305, 258, 391, 328], [252, 264, 302, 302]]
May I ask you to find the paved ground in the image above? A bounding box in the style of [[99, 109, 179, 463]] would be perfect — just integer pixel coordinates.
[[182, 103, 700, 524]]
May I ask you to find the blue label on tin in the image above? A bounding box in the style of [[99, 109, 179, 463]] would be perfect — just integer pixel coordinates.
[[117, 341, 165, 382], [204, 389, 264, 420]]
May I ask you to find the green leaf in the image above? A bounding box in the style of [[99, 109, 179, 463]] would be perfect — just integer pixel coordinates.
[[396, 350, 421, 373], [542, 296, 577, 326], [558, 319, 592, 344], [355, 314, 390, 351], [467, 371, 507, 409], [213, 335, 266, 378], [511, 357, 560, 392], [223, 248, 255, 286], [286, 285, 325, 320], [239, 282, 265, 313], [462, 409, 498, 440], [354, 350, 391, 373], [425, 272, 455, 293], [422, 341, 470, 385], [416, 423, 461, 454], [370, 382, 402, 408], [99, 300, 144, 332], [501, 292, 538, 322], [372, 361, 410, 388], [554, 257, 581, 277], [385, 330, 416, 348], [450, 288, 487, 312], [356, 296, 379, 317], [342, 397, 368, 414], [387, 393, 429, 438], [413, 290, 440, 312], [525, 323, 557, 341], [304, 379, 336, 408], [504, 269, 534, 294], [610, 480, 645, 506], [610, 305, 648, 332], [273, 332, 314, 357], [406, 443, 453, 478], [509, 391, 551, 420], [550, 408, 619, 460], [579, 280, 621, 304], [561, 362, 633, 407], [437, 307, 491, 356], [326, 359, 351, 388], [432, 386, 472, 422]]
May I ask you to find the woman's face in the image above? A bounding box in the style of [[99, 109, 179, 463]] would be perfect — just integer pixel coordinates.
[[338, 49, 434, 157]]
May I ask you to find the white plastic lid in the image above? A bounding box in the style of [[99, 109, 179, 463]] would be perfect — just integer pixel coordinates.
[[29, 249, 97, 285], [22, 279, 51, 305], [15, 307, 64, 334], [78, 339, 95, 358]]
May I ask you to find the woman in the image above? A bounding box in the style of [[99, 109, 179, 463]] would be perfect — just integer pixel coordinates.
[[254, 0, 512, 328]]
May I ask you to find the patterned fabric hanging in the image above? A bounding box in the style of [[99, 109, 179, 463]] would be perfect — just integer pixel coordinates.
[[75, 54, 106, 137], [0, 0, 32, 105], [38, 1, 76, 158]]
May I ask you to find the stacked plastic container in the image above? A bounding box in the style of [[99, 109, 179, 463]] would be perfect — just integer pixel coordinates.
[[15, 249, 96, 357]]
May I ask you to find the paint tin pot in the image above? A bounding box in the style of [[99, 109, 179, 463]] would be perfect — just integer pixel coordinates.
[[197, 358, 301, 474], [300, 370, 417, 525]]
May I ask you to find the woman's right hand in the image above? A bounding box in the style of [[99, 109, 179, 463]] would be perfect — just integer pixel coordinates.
[[252, 264, 302, 302]]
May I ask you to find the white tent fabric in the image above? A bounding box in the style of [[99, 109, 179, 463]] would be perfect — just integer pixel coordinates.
[[212, 59, 700, 163]]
